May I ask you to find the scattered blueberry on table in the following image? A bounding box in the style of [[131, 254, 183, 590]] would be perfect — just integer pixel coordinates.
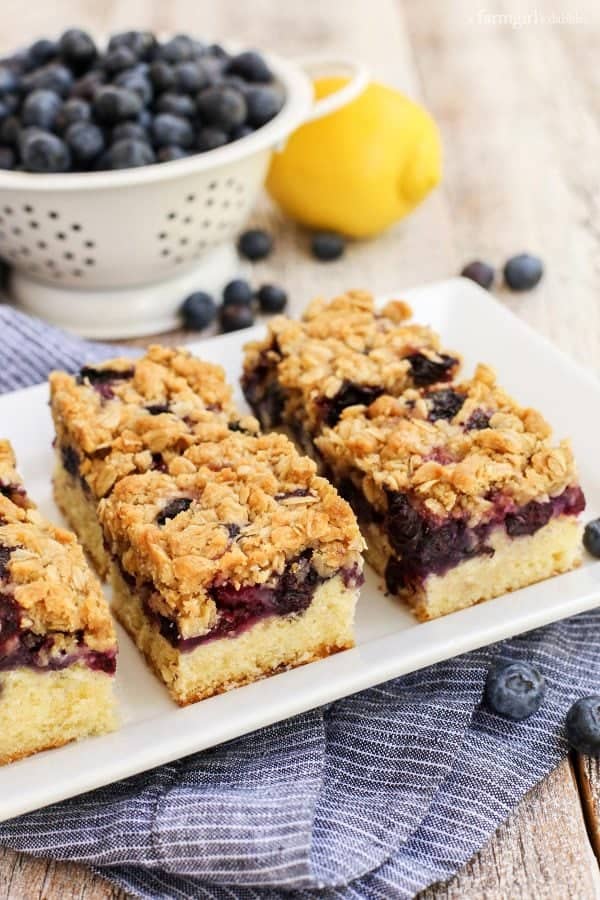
[[311, 231, 346, 261], [461, 259, 495, 290], [0, 29, 283, 173], [583, 518, 600, 558], [484, 660, 546, 720], [503, 253, 544, 291], [223, 278, 253, 306], [566, 697, 600, 756], [257, 283, 287, 313], [220, 303, 255, 333], [238, 228, 273, 261], [181, 291, 217, 330]]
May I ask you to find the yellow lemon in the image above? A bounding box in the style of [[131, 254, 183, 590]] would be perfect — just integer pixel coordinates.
[[266, 77, 442, 238]]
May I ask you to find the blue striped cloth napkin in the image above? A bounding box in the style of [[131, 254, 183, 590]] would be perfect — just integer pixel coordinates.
[[0, 304, 598, 899]]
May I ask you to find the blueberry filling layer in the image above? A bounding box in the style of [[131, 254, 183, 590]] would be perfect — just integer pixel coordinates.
[[156, 497, 193, 525], [426, 389, 465, 422], [77, 365, 134, 400], [241, 343, 285, 429], [122, 551, 363, 652], [335, 479, 584, 594], [0, 480, 29, 508], [318, 382, 385, 428], [406, 353, 458, 387], [0, 593, 116, 674]]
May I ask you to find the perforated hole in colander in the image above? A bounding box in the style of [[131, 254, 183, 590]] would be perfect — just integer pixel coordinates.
[[0, 202, 98, 284], [155, 175, 251, 267]]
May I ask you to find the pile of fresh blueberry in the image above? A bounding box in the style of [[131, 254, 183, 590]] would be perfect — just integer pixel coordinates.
[[485, 659, 600, 755], [182, 276, 287, 334], [461, 253, 544, 292], [0, 29, 284, 173]]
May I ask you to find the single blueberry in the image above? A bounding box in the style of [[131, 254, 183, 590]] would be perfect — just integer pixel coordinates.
[[223, 279, 253, 306], [106, 138, 155, 169], [206, 43, 228, 59], [0, 116, 20, 146], [21, 130, 71, 173], [137, 108, 153, 130], [155, 91, 196, 118], [151, 113, 194, 149], [311, 231, 345, 261], [406, 352, 457, 387], [257, 284, 287, 314], [150, 61, 176, 92], [566, 697, 600, 756], [190, 38, 209, 58], [195, 127, 228, 152], [175, 61, 207, 93], [0, 66, 19, 95], [181, 291, 217, 330], [484, 660, 545, 721], [70, 70, 105, 101], [583, 519, 600, 558], [66, 121, 105, 164], [23, 63, 73, 97], [245, 85, 284, 127], [103, 46, 137, 74], [93, 86, 142, 124], [222, 75, 249, 95], [21, 89, 62, 130], [27, 39, 57, 69], [58, 29, 97, 72], [56, 97, 91, 131], [230, 124, 254, 141], [426, 388, 465, 422], [504, 253, 544, 291], [238, 229, 273, 261], [157, 36, 195, 64], [220, 303, 255, 333], [157, 145, 187, 162], [461, 260, 495, 290], [114, 70, 153, 106], [196, 85, 247, 131], [112, 121, 148, 143], [0, 146, 15, 169], [156, 496, 193, 526], [227, 50, 273, 83], [107, 31, 156, 62]]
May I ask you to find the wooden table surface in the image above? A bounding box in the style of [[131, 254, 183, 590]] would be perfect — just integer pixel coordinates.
[[2, 0, 600, 897]]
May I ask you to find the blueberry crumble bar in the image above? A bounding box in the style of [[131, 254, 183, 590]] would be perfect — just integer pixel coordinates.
[[98, 431, 364, 705], [50, 345, 257, 578], [316, 364, 585, 621], [0, 441, 117, 764], [242, 290, 461, 456]]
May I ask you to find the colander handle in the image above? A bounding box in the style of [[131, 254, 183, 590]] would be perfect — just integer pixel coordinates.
[[296, 58, 369, 122]]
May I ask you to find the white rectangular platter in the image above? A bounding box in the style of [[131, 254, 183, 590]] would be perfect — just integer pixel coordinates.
[[1, 276, 599, 822]]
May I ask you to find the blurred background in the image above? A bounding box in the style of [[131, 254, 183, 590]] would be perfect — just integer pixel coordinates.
[[0, 0, 598, 357]]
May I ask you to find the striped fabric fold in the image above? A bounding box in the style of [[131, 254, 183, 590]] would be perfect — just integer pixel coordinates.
[[0, 304, 598, 899]]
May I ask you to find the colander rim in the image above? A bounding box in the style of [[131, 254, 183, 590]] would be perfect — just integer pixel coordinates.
[[0, 46, 314, 192]]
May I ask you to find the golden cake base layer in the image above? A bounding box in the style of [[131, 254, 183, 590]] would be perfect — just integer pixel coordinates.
[[53, 454, 109, 579], [111, 565, 357, 706], [0, 665, 117, 765], [364, 515, 583, 622]]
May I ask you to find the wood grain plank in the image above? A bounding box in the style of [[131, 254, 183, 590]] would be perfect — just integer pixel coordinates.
[[403, 0, 600, 375], [419, 759, 600, 900], [576, 754, 600, 862], [0, 846, 127, 900]]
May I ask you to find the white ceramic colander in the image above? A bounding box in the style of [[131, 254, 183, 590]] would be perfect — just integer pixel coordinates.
[[0, 52, 367, 338]]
